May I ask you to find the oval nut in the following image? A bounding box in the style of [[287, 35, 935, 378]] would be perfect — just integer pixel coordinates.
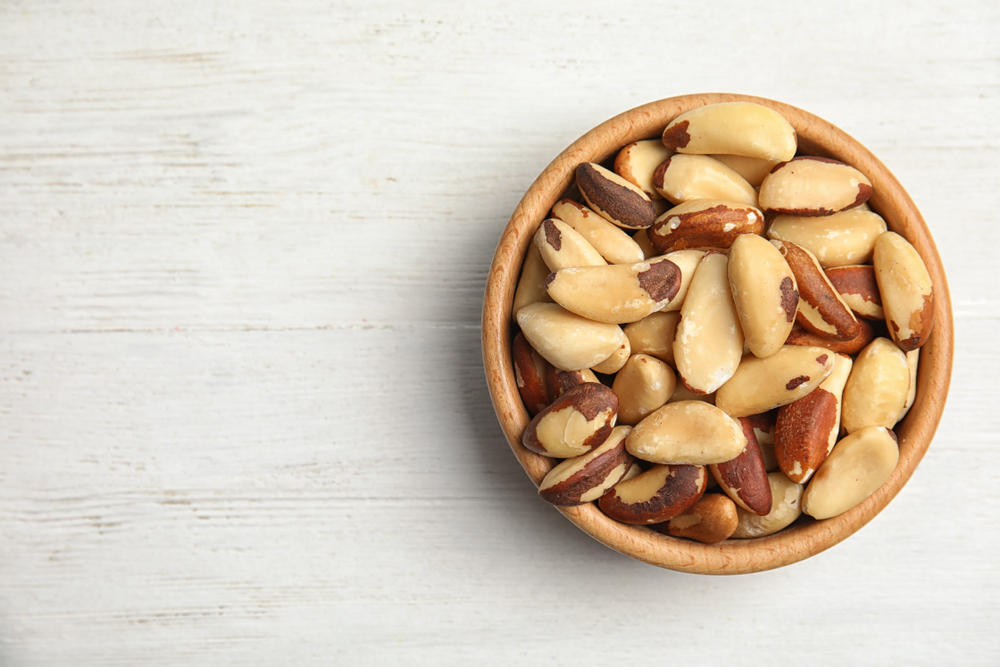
[[538, 425, 634, 507], [772, 239, 861, 341], [649, 199, 764, 255], [625, 400, 747, 465], [550, 199, 645, 265], [801, 426, 899, 520], [612, 354, 677, 426], [759, 156, 873, 216], [534, 218, 607, 271], [873, 231, 935, 351], [728, 233, 798, 358], [516, 302, 626, 372], [512, 332, 552, 415], [715, 346, 835, 418], [709, 417, 773, 515], [576, 162, 656, 230], [661, 102, 797, 162], [767, 209, 887, 268], [614, 139, 673, 200], [624, 311, 680, 366], [522, 382, 618, 458], [825, 264, 884, 321], [652, 154, 758, 207], [598, 464, 707, 525], [840, 337, 910, 434], [654, 493, 739, 544], [590, 336, 631, 374], [730, 472, 803, 538]]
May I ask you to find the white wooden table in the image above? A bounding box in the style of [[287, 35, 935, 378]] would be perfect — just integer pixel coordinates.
[[2, 2, 998, 664]]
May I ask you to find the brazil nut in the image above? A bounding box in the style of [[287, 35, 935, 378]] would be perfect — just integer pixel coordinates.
[[840, 337, 910, 434], [759, 156, 872, 216], [801, 426, 899, 520], [709, 417, 773, 515], [516, 302, 626, 371], [538, 425, 634, 506], [728, 233, 798, 358], [577, 162, 657, 230], [715, 346, 835, 418], [873, 231, 935, 351], [535, 218, 607, 271], [649, 199, 764, 255], [598, 463, 708, 525], [614, 139, 673, 200], [522, 382, 618, 458], [652, 154, 758, 207], [550, 199, 645, 265], [661, 102, 797, 162], [625, 400, 746, 465], [655, 493, 739, 544]]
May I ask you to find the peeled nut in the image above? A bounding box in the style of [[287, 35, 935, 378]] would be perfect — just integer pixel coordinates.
[[649, 199, 764, 255], [624, 311, 679, 365], [612, 354, 677, 426], [759, 156, 872, 216], [715, 346, 835, 418], [512, 332, 551, 415], [801, 426, 899, 520], [535, 218, 606, 271], [512, 242, 554, 315], [774, 352, 853, 484], [591, 336, 631, 374], [544, 257, 682, 324], [898, 349, 920, 421], [840, 337, 910, 434], [825, 264, 884, 321], [656, 493, 739, 544], [709, 154, 780, 187], [674, 252, 745, 394], [538, 425, 634, 506], [784, 319, 877, 356], [727, 233, 798, 358], [773, 239, 861, 341], [652, 154, 758, 207], [625, 400, 746, 465], [550, 199, 645, 265], [576, 162, 656, 230], [661, 102, 797, 162], [730, 472, 803, 538], [709, 417, 773, 515], [873, 231, 935, 351], [658, 249, 706, 311], [522, 382, 618, 458], [516, 302, 626, 372], [614, 139, 673, 200], [767, 209, 887, 268], [632, 228, 658, 259], [598, 463, 707, 525]]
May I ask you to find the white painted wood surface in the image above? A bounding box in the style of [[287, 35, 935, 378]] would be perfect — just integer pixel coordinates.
[[1, 1, 998, 664]]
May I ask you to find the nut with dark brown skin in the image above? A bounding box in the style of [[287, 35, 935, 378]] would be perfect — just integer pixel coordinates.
[[576, 162, 656, 230], [784, 319, 878, 356], [774, 353, 853, 484], [512, 332, 551, 416], [709, 417, 773, 515], [598, 464, 707, 525], [772, 239, 861, 341], [759, 156, 872, 216], [825, 265, 884, 321], [522, 382, 619, 458], [649, 199, 764, 255], [538, 426, 634, 507], [545, 366, 600, 401]]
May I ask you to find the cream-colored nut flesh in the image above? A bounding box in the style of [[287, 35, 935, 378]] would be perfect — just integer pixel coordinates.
[[710, 417, 772, 515], [512, 332, 551, 415], [898, 349, 920, 421], [658, 493, 739, 544], [512, 242, 554, 315], [710, 154, 781, 187], [546, 367, 600, 400], [728, 233, 798, 358], [652, 154, 758, 207], [801, 426, 899, 520], [591, 337, 631, 374], [774, 353, 853, 484], [772, 239, 860, 341], [624, 311, 679, 365], [657, 249, 705, 311], [522, 383, 618, 458], [550, 199, 645, 265], [612, 354, 677, 426], [715, 346, 835, 418], [674, 252, 745, 394], [598, 464, 707, 525], [544, 257, 682, 324], [516, 302, 626, 371], [784, 319, 876, 356], [534, 218, 607, 271], [667, 385, 716, 405], [625, 400, 746, 465], [538, 425, 634, 507], [577, 162, 656, 230], [825, 265, 884, 321], [662, 102, 797, 162], [840, 337, 910, 434], [731, 472, 803, 538], [614, 139, 673, 200], [767, 209, 887, 268], [649, 199, 764, 255], [873, 231, 935, 351], [759, 157, 872, 216], [632, 228, 658, 259]]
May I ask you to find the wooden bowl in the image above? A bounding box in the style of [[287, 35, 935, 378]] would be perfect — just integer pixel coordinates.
[[482, 93, 953, 574]]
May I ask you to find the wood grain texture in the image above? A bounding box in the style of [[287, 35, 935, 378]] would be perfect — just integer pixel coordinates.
[[1, 0, 999, 665]]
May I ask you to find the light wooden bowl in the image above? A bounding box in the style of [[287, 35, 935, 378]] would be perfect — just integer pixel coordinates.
[[482, 93, 953, 575]]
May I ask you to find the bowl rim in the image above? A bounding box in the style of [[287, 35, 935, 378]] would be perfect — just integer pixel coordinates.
[[481, 93, 954, 575]]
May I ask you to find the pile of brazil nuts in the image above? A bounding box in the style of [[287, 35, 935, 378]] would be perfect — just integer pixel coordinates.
[[511, 101, 934, 544]]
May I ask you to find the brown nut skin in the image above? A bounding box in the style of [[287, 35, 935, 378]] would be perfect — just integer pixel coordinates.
[[598, 464, 708, 525], [649, 199, 764, 255], [512, 332, 552, 415], [546, 367, 600, 401], [773, 239, 861, 342], [774, 353, 853, 484], [873, 231, 935, 351], [825, 265, 884, 321], [758, 156, 873, 216], [577, 162, 657, 230], [709, 417, 773, 515], [653, 493, 739, 544], [538, 426, 634, 507], [522, 383, 618, 458], [784, 318, 877, 356], [730, 472, 803, 538]]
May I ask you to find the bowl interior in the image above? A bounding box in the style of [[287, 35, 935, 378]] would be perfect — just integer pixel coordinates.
[[482, 93, 953, 574]]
